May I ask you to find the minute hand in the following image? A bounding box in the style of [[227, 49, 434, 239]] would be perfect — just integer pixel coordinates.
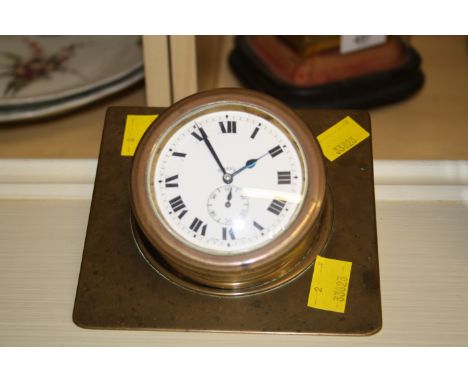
[[231, 152, 269, 178], [197, 125, 226, 175]]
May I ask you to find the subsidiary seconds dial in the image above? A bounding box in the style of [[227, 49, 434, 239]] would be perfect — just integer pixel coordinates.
[[207, 185, 249, 227]]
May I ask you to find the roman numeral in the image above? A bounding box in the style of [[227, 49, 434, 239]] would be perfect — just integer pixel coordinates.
[[165, 174, 179, 188], [222, 227, 236, 240], [189, 217, 202, 232], [250, 126, 259, 139], [191, 131, 203, 141], [269, 145, 283, 158], [189, 217, 207, 235], [169, 195, 186, 213], [177, 210, 188, 219], [277, 171, 291, 185], [172, 152, 186, 158], [253, 221, 264, 231], [219, 121, 236, 133], [191, 126, 207, 141], [267, 199, 286, 215]]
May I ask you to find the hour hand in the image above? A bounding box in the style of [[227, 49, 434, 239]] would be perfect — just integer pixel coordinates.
[[231, 152, 269, 178]]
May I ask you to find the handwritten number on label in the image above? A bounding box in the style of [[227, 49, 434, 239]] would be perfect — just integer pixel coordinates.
[[333, 276, 348, 302], [333, 136, 357, 156]]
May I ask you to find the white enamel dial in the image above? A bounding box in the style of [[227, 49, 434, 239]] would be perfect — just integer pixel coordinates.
[[150, 109, 306, 255]]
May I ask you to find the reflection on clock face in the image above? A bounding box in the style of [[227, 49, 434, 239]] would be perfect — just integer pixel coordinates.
[[151, 109, 306, 255]]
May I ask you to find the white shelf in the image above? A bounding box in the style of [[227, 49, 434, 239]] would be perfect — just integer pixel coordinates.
[[1, 159, 467, 345]]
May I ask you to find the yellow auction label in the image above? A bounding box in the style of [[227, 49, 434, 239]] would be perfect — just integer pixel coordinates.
[[121, 114, 159, 156], [307, 256, 352, 313], [317, 116, 369, 162]]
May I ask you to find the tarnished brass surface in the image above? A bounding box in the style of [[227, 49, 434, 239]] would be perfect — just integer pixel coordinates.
[[73, 106, 381, 335]]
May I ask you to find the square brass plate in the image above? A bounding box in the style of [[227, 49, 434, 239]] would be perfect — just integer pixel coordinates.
[[73, 106, 382, 335]]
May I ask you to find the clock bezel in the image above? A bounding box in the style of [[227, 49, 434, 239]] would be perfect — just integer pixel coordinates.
[[130, 88, 327, 290]]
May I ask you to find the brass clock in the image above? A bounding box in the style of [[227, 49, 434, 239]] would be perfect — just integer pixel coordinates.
[[130, 88, 331, 295]]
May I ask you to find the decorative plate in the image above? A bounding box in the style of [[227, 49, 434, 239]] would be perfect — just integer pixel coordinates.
[[0, 67, 143, 123], [0, 36, 142, 106]]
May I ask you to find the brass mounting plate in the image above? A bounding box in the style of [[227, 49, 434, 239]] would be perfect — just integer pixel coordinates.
[[73, 106, 382, 335]]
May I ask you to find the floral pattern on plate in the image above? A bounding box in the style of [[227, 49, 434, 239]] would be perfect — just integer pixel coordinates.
[[1, 38, 83, 96], [0, 36, 142, 106]]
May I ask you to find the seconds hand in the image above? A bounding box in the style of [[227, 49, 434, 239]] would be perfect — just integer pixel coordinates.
[[225, 187, 232, 208]]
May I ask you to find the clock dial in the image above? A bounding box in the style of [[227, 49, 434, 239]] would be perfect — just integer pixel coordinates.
[[151, 109, 306, 255]]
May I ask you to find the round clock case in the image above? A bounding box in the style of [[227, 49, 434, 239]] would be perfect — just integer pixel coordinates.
[[130, 88, 332, 295]]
